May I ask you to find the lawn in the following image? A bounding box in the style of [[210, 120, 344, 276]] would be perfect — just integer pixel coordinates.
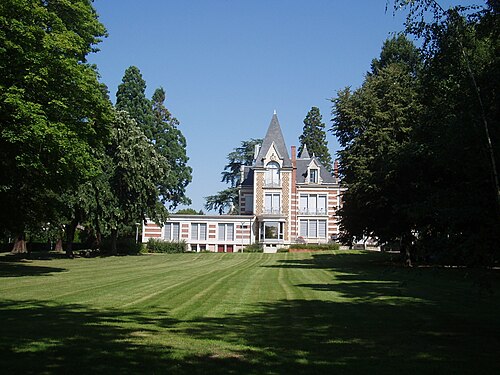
[[0, 251, 498, 374]]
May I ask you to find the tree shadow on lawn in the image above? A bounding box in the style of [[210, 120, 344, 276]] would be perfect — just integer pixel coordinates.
[[0, 259, 67, 277], [1, 252, 499, 374]]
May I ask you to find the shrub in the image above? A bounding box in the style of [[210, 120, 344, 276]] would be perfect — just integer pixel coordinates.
[[101, 237, 143, 255], [289, 243, 340, 251], [146, 239, 186, 253], [242, 243, 263, 253], [277, 248, 289, 253]]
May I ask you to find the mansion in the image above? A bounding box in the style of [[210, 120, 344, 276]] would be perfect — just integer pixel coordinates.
[[142, 113, 344, 253]]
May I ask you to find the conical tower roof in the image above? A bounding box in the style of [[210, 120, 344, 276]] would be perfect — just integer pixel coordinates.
[[255, 112, 292, 167], [299, 144, 310, 159]]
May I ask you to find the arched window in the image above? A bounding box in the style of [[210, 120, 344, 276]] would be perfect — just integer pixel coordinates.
[[265, 161, 280, 187]]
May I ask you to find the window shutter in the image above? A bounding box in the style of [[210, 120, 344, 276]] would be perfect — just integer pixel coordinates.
[[318, 220, 326, 238], [318, 196, 327, 214], [200, 224, 207, 240], [165, 223, 171, 240], [218, 224, 225, 240], [309, 220, 317, 237], [300, 220, 307, 237], [272, 194, 280, 212], [309, 194, 317, 213], [227, 224, 234, 241], [300, 195, 307, 212], [265, 194, 272, 211], [172, 223, 180, 241]]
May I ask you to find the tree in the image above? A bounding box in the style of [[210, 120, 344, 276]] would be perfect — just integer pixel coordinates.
[[298, 107, 333, 172], [151, 88, 192, 209], [0, 0, 112, 252], [333, 2, 499, 266], [105, 110, 169, 254], [331, 35, 422, 264], [205, 139, 262, 214], [116, 66, 154, 139], [205, 187, 239, 215], [391, 0, 499, 265], [176, 208, 204, 215]]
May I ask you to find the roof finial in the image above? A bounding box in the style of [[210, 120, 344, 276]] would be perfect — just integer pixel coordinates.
[[273, 109, 277, 115]]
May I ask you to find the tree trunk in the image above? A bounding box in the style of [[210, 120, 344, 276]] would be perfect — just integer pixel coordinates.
[[400, 233, 413, 267], [65, 218, 79, 258], [54, 239, 63, 252], [110, 228, 118, 256], [11, 233, 27, 254]]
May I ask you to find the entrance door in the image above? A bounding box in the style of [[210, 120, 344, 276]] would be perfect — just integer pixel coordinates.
[[226, 245, 233, 253], [217, 244, 224, 253]]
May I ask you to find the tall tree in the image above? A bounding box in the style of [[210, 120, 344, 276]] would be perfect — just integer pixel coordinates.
[[331, 35, 423, 264], [116, 66, 154, 139], [299, 107, 333, 172], [151, 88, 192, 209], [105, 110, 169, 255], [205, 138, 262, 214], [391, 0, 499, 265], [0, 0, 112, 252]]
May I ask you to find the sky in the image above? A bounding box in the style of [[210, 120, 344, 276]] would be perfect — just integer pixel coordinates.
[[88, 0, 475, 212]]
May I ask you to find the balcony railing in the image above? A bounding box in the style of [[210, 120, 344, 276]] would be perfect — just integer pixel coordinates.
[[262, 208, 282, 215], [298, 208, 328, 215], [263, 180, 281, 188]]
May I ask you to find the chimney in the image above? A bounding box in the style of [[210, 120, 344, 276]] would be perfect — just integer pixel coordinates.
[[253, 144, 261, 162], [291, 146, 296, 167], [334, 159, 339, 179]]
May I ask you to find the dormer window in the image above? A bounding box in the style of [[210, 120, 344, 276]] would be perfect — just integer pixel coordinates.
[[265, 161, 280, 187], [309, 168, 318, 183]]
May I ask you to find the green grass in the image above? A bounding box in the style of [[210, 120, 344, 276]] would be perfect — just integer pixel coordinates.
[[0, 251, 498, 374]]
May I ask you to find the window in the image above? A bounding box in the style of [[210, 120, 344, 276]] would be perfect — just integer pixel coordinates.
[[309, 168, 318, 183], [244, 194, 254, 213], [260, 221, 284, 241], [299, 194, 327, 215], [264, 193, 281, 214], [164, 222, 180, 241], [265, 161, 280, 187], [191, 223, 207, 241], [299, 220, 327, 238], [218, 223, 234, 241]]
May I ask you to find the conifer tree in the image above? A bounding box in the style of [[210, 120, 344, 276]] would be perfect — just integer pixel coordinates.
[[116, 66, 154, 139], [151, 87, 192, 209], [298, 107, 333, 172]]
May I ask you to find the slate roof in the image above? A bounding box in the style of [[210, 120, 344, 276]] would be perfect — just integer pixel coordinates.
[[296, 158, 337, 184], [241, 166, 254, 186], [298, 144, 310, 159], [254, 113, 292, 168]]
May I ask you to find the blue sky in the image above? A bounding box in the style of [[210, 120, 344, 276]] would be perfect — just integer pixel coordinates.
[[88, 0, 474, 212]]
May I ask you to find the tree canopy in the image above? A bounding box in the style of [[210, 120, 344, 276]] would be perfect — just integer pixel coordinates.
[[151, 87, 192, 209], [299, 107, 333, 172], [116, 66, 154, 138], [332, 2, 499, 266], [0, 0, 112, 248], [205, 138, 262, 214]]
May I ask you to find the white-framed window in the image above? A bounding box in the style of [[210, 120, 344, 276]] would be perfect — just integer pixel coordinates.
[[191, 223, 207, 241], [299, 194, 327, 215], [264, 193, 281, 214], [260, 221, 284, 241], [218, 223, 234, 241], [265, 161, 280, 187], [309, 168, 318, 183], [164, 222, 180, 241], [299, 219, 327, 238]]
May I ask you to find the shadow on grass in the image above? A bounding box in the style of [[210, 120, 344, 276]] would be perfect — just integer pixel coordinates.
[[1, 252, 499, 374], [0, 261, 67, 277]]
